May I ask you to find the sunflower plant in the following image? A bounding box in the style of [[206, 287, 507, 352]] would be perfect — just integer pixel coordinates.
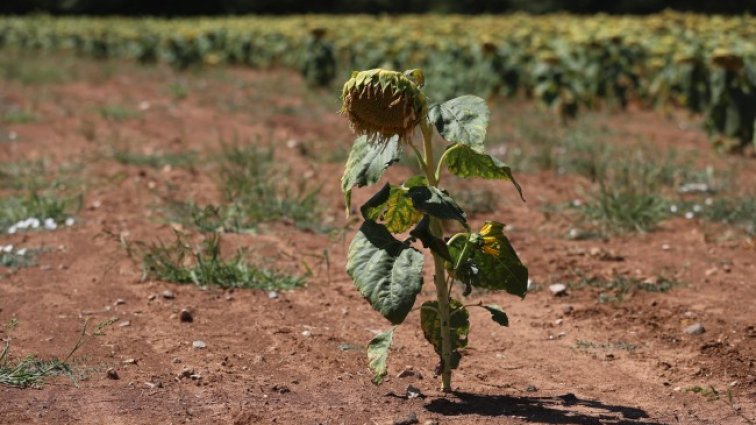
[[340, 69, 528, 392]]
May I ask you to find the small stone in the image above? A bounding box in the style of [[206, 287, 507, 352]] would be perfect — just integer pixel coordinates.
[[397, 367, 420, 379], [661, 244, 671, 251], [271, 384, 290, 394], [106, 368, 119, 380], [179, 367, 194, 379], [526, 384, 537, 392], [301, 330, 312, 337], [118, 320, 131, 327], [562, 305, 574, 315], [267, 291, 279, 299], [393, 412, 419, 425], [605, 353, 615, 361], [162, 290, 175, 299], [179, 309, 193, 323], [192, 340, 206, 349], [148, 294, 157, 301], [423, 421, 439, 425], [123, 358, 138, 365], [114, 299, 126, 306], [406, 385, 424, 399], [549, 283, 568, 297], [555, 319, 564, 325], [684, 323, 705, 335]]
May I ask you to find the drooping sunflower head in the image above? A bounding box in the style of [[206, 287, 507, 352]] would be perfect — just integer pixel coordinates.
[[710, 48, 744, 71], [341, 69, 427, 143]]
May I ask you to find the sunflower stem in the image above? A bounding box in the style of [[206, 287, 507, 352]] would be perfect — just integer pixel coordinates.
[[420, 120, 453, 393]]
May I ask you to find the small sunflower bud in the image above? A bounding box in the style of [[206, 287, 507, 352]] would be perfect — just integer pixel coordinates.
[[341, 69, 427, 143]]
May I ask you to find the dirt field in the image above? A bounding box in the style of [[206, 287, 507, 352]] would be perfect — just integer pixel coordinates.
[[0, 58, 754, 425]]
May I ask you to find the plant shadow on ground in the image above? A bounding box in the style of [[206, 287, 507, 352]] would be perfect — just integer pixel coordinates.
[[426, 392, 664, 425]]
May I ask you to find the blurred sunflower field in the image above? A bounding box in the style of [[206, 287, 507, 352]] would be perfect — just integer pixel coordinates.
[[1, 13, 754, 149]]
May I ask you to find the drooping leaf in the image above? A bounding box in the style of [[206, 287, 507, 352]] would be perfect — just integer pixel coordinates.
[[341, 135, 401, 210], [428, 95, 489, 151], [361, 183, 391, 221], [384, 187, 424, 233], [360, 183, 423, 234], [347, 221, 424, 324], [444, 144, 524, 201], [367, 327, 395, 385], [447, 221, 528, 298], [482, 304, 509, 327], [407, 186, 467, 227], [420, 299, 469, 370], [409, 215, 451, 261]]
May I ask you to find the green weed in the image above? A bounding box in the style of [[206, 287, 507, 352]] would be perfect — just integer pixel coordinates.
[[0, 318, 112, 388], [1, 110, 36, 124], [0, 193, 79, 232], [138, 232, 305, 291], [167, 144, 323, 232], [113, 150, 197, 168], [1, 247, 37, 269], [168, 81, 189, 101], [575, 340, 638, 352], [574, 274, 678, 303], [0, 52, 76, 85], [99, 104, 139, 121]]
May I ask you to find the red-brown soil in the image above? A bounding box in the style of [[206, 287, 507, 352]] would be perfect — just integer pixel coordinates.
[[0, 60, 754, 425]]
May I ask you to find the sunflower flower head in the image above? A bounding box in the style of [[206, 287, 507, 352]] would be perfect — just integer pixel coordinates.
[[341, 69, 427, 143]]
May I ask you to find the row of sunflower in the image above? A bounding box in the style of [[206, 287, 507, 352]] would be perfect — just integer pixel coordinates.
[[0, 13, 754, 150]]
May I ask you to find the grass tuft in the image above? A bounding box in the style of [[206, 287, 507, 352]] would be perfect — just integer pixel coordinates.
[[574, 274, 678, 303], [167, 144, 323, 232], [138, 232, 305, 291], [113, 150, 197, 168], [0, 343, 74, 388]]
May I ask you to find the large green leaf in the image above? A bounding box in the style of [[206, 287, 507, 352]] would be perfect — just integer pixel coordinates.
[[447, 221, 528, 298], [341, 135, 401, 210], [407, 185, 467, 227], [428, 95, 489, 151], [483, 304, 509, 327], [444, 144, 524, 201], [367, 327, 395, 385], [420, 299, 469, 370], [360, 183, 423, 234], [347, 221, 424, 324]]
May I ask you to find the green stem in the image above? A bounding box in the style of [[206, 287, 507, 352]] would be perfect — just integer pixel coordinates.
[[420, 120, 454, 393], [434, 143, 462, 184]]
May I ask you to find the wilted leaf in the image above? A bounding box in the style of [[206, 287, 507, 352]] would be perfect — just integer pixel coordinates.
[[360, 183, 423, 234], [347, 221, 424, 324], [341, 135, 401, 210], [482, 304, 509, 326], [428, 95, 489, 151], [420, 299, 469, 369], [447, 221, 528, 297], [408, 185, 467, 227], [444, 144, 523, 201], [367, 327, 395, 385]]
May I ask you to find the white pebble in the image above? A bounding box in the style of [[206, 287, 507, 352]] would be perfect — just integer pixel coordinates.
[[704, 198, 713, 206], [44, 218, 57, 230], [16, 248, 27, 256], [669, 205, 678, 213], [7, 226, 17, 234], [692, 205, 702, 213], [2, 244, 13, 253], [684, 212, 694, 220], [65, 217, 75, 226]]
